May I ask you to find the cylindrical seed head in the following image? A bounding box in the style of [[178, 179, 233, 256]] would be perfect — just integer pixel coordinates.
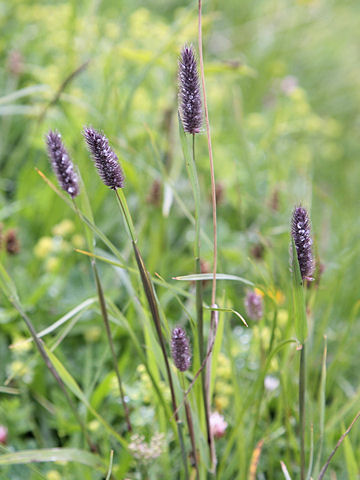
[[83, 127, 124, 190], [178, 45, 202, 134], [46, 130, 80, 198], [291, 206, 315, 281], [171, 327, 191, 372]]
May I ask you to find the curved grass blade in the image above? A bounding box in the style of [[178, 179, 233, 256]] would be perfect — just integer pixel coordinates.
[[106, 450, 114, 480], [217, 339, 297, 477], [44, 346, 127, 449], [0, 386, 19, 395], [280, 461, 292, 480], [0, 85, 50, 105], [0, 448, 104, 472], [10, 298, 97, 347], [173, 272, 254, 286], [319, 411, 360, 479], [205, 305, 248, 327], [75, 248, 191, 298], [36, 169, 126, 264]]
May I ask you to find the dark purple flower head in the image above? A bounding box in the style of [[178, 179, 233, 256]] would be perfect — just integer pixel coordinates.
[[178, 45, 202, 134], [171, 327, 191, 372], [245, 290, 263, 321], [46, 130, 79, 198], [83, 127, 124, 190], [291, 206, 314, 281]]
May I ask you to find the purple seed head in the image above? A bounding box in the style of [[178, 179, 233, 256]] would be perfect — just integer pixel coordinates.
[[171, 327, 191, 372], [244, 290, 263, 321], [178, 45, 202, 134], [291, 205, 315, 281], [83, 127, 124, 190], [46, 130, 79, 198]]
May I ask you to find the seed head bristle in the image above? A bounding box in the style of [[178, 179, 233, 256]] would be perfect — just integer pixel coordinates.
[[178, 45, 202, 134], [46, 130, 79, 198], [83, 127, 124, 190]]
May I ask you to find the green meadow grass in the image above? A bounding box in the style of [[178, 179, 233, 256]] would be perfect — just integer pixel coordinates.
[[1, 0, 360, 478]]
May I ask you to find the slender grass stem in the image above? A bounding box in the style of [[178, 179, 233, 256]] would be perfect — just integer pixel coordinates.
[[191, 135, 204, 368], [181, 374, 199, 480], [198, 0, 217, 308], [318, 409, 360, 480], [115, 189, 137, 243], [313, 336, 327, 477], [72, 198, 132, 432], [185, 132, 211, 461], [92, 262, 132, 432], [268, 310, 278, 356], [114, 189, 189, 478], [299, 343, 306, 480], [198, 0, 218, 469], [177, 420, 189, 480]]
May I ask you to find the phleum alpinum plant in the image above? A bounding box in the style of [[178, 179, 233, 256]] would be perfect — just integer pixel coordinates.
[[0, 1, 359, 479]]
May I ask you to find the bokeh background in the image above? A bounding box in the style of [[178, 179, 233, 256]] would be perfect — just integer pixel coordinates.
[[1, 0, 360, 478]]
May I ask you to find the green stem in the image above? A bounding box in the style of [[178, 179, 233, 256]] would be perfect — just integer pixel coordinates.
[[177, 420, 189, 480], [181, 374, 199, 479], [92, 262, 132, 432], [198, 0, 218, 470], [268, 310, 278, 356], [187, 134, 211, 461], [115, 189, 137, 243], [300, 343, 306, 480], [72, 199, 132, 432], [114, 189, 189, 477]]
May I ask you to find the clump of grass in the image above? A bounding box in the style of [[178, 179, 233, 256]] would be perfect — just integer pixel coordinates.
[[1, 0, 359, 478]]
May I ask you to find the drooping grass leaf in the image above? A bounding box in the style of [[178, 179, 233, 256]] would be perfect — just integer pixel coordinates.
[[44, 346, 128, 449], [343, 422, 358, 480], [173, 272, 254, 286], [0, 448, 104, 471]]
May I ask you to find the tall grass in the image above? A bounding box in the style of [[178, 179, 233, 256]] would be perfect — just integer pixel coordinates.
[[1, 0, 360, 479]]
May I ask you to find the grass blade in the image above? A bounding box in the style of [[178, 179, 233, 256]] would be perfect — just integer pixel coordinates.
[[280, 461, 292, 480], [0, 448, 104, 471], [313, 336, 327, 477], [105, 450, 114, 480], [44, 346, 127, 448], [173, 272, 254, 286]]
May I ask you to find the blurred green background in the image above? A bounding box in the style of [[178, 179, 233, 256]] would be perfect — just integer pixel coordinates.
[[1, 0, 360, 478]]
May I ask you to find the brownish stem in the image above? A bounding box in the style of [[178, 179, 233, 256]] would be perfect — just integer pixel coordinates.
[[185, 399, 199, 479], [318, 410, 360, 480], [92, 261, 132, 432], [198, 0, 217, 308], [198, 0, 218, 470]]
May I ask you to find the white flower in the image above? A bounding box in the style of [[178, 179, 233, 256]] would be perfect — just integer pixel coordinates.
[[264, 375, 280, 392]]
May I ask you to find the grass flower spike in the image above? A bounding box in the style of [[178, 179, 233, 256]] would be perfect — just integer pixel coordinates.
[[244, 290, 263, 321], [83, 127, 124, 190], [291, 206, 314, 281], [171, 327, 191, 372], [178, 45, 202, 134], [46, 130, 79, 198]]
